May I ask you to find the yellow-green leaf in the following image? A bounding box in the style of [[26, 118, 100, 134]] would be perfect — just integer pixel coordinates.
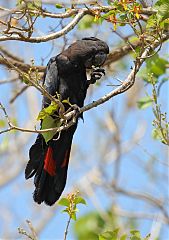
[[137, 96, 153, 109], [0, 119, 6, 128], [75, 197, 86, 205], [55, 3, 64, 9], [71, 212, 77, 221], [37, 102, 59, 120], [58, 198, 70, 207], [41, 116, 61, 143]]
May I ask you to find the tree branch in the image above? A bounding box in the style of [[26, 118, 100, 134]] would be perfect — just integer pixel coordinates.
[[0, 40, 143, 73], [0, 6, 157, 43], [1, 33, 167, 136]]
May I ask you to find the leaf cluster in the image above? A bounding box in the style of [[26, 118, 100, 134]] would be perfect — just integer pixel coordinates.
[[37, 97, 71, 143], [146, 0, 169, 30], [99, 229, 150, 240], [58, 192, 86, 221], [78, 0, 142, 31]]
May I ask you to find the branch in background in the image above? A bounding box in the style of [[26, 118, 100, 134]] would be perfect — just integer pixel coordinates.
[[0, 40, 142, 74], [10, 85, 28, 104], [18, 220, 38, 240], [0, 53, 45, 73], [0, 46, 24, 62], [0, 76, 19, 85], [113, 206, 168, 224], [105, 40, 142, 66], [112, 185, 169, 223]]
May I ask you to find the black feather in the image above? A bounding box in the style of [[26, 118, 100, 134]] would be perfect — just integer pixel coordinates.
[[25, 37, 109, 205]]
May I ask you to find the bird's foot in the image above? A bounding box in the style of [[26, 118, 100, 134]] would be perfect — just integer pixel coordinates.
[[71, 104, 81, 113], [65, 104, 81, 122], [70, 104, 81, 123], [88, 67, 105, 85]]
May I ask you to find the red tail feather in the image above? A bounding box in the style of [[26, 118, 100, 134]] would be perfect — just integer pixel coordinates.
[[61, 148, 71, 168], [44, 147, 56, 176]]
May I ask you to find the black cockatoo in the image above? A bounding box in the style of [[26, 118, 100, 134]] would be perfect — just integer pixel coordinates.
[[25, 37, 109, 206]]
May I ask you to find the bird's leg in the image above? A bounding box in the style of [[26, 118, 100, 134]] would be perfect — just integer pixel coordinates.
[[87, 67, 105, 86], [64, 104, 81, 122]]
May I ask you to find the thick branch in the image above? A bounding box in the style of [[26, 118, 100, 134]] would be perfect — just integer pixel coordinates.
[[0, 40, 142, 73], [105, 40, 142, 66], [0, 55, 44, 73]]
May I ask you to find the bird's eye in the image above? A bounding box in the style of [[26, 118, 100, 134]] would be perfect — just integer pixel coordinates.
[[93, 52, 107, 66]]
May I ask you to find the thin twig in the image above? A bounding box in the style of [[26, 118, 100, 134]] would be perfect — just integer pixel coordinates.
[[10, 85, 28, 104], [0, 77, 19, 85], [64, 216, 71, 240]]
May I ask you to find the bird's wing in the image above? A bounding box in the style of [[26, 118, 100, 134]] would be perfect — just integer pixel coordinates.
[[42, 57, 60, 108]]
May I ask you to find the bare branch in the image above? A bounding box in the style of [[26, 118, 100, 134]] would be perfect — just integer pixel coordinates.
[[113, 206, 168, 224], [0, 40, 144, 73], [112, 185, 169, 223], [0, 6, 157, 43], [0, 45, 24, 62], [0, 10, 86, 43], [10, 85, 28, 103], [0, 76, 19, 85]]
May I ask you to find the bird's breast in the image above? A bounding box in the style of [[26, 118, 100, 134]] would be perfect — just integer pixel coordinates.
[[59, 75, 87, 108]]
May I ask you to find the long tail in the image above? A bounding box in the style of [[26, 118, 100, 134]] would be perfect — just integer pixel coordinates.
[[25, 125, 76, 206]]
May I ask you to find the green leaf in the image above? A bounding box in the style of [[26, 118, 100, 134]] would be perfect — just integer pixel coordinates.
[[130, 230, 142, 240], [75, 197, 86, 205], [22, 74, 29, 84], [119, 14, 127, 26], [107, 0, 112, 4], [155, 1, 169, 22], [144, 233, 151, 239], [99, 229, 119, 240], [0, 119, 6, 128], [41, 116, 61, 143], [139, 55, 168, 84], [37, 101, 59, 120], [16, 0, 24, 6], [160, 18, 169, 29], [102, 10, 115, 19], [55, 3, 64, 8], [130, 237, 141, 240], [58, 198, 70, 207], [78, 15, 94, 30], [146, 15, 157, 29], [74, 211, 105, 240], [71, 212, 77, 221], [152, 128, 162, 140], [146, 54, 168, 78], [120, 234, 127, 240], [130, 230, 141, 237], [21, 0, 42, 10], [62, 209, 69, 214], [62, 98, 72, 106], [137, 96, 153, 109]]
